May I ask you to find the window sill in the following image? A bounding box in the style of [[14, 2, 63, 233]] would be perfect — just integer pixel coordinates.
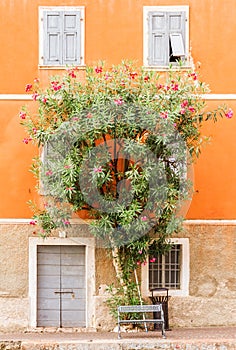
[[38, 65, 86, 70], [142, 64, 193, 72], [146, 289, 189, 297]]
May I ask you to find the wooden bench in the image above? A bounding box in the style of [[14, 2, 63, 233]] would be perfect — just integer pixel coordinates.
[[117, 304, 166, 339]]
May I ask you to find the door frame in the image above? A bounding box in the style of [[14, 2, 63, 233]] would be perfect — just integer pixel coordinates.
[[29, 236, 96, 329]]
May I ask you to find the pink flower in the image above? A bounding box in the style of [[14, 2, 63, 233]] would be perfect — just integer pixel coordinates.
[[114, 98, 124, 106], [51, 81, 62, 91], [180, 108, 186, 115], [29, 220, 37, 226], [93, 166, 103, 173], [181, 100, 188, 108], [171, 83, 179, 91], [86, 113, 93, 118], [62, 219, 70, 225], [138, 250, 143, 254], [32, 92, 39, 101], [19, 111, 26, 119], [25, 84, 32, 92], [144, 75, 150, 81], [129, 72, 138, 79], [189, 72, 198, 80], [136, 261, 141, 265], [32, 128, 37, 134], [45, 170, 53, 176], [188, 106, 195, 113], [157, 84, 164, 90], [150, 257, 156, 263], [42, 97, 47, 104], [22, 137, 32, 144], [160, 111, 168, 119], [68, 69, 77, 78], [64, 165, 71, 169], [66, 187, 73, 191], [225, 108, 233, 119], [141, 216, 148, 221], [34, 78, 40, 83], [95, 66, 103, 73]]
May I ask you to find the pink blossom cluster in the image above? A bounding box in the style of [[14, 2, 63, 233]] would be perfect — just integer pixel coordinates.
[[180, 100, 195, 115], [93, 166, 103, 173], [67, 67, 78, 78], [114, 98, 123, 106], [225, 108, 233, 119], [95, 66, 103, 74], [51, 81, 62, 91], [22, 137, 32, 144]]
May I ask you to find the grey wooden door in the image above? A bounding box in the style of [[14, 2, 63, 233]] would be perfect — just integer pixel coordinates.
[[37, 245, 86, 327]]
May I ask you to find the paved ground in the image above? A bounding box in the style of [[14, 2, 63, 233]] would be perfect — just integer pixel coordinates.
[[0, 326, 235, 341], [0, 327, 235, 350]]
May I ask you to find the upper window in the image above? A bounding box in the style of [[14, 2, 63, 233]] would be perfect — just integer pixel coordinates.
[[141, 238, 189, 296], [39, 7, 85, 67], [143, 6, 189, 68]]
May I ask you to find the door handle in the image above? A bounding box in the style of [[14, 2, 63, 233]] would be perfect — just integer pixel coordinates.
[[54, 290, 73, 294]]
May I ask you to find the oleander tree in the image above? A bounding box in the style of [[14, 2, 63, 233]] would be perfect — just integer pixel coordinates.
[[20, 61, 233, 310]]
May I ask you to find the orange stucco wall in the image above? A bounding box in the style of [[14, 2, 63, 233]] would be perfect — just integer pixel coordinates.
[[0, 0, 235, 218]]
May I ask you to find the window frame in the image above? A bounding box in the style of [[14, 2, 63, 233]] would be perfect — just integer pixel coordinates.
[[39, 6, 85, 68], [141, 238, 190, 297], [143, 6, 190, 69]]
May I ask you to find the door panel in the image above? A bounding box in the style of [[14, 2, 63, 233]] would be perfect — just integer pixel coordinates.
[[62, 310, 85, 327], [37, 245, 86, 327]]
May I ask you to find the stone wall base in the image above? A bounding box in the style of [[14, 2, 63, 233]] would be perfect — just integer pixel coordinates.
[[0, 298, 28, 333]]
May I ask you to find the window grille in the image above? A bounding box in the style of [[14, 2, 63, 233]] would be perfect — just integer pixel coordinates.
[[149, 244, 181, 290]]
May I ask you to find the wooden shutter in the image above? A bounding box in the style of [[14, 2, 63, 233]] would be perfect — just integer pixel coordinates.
[[168, 12, 186, 59], [148, 12, 168, 66], [43, 11, 62, 65], [63, 11, 81, 64], [43, 10, 81, 65]]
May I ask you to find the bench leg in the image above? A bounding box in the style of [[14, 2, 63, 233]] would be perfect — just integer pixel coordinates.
[[118, 322, 121, 339], [162, 322, 166, 339]]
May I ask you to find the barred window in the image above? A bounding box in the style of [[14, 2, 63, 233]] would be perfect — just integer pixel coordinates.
[[149, 244, 181, 290]]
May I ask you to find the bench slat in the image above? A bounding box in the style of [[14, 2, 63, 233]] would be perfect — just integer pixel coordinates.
[[118, 304, 162, 313], [119, 319, 164, 323]]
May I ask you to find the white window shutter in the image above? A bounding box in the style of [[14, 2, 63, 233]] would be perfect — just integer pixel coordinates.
[[63, 12, 81, 64], [168, 12, 186, 60], [43, 11, 62, 65], [148, 12, 168, 66]]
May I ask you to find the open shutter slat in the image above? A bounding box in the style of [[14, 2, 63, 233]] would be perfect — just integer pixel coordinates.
[[170, 33, 185, 56]]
